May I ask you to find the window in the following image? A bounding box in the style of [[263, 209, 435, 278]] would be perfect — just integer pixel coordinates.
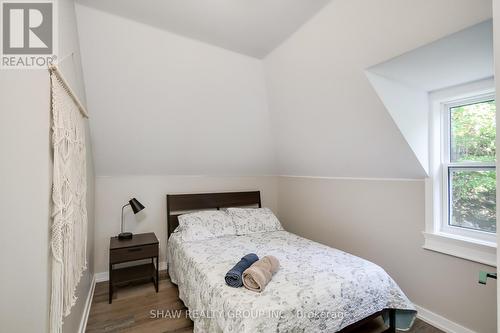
[[443, 97, 496, 240], [444, 98, 497, 235], [424, 80, 497, 266]]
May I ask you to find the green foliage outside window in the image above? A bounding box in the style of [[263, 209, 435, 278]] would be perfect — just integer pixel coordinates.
[[449, 100, 496, 233]]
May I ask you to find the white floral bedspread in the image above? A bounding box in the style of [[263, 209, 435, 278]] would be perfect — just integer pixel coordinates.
[[167, 231, 416, 332]]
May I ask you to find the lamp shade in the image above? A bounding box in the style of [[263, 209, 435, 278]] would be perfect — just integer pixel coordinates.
[[129, 198, 145, 214]]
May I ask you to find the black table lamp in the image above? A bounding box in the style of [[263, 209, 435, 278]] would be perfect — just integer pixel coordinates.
[[119, 198, 145, 240]]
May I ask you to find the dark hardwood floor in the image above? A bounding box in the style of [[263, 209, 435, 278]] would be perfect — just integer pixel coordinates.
[[86, 272, 443, 333]]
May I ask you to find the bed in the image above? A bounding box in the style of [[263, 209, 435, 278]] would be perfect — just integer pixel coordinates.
[[166, 191, 416, 333]]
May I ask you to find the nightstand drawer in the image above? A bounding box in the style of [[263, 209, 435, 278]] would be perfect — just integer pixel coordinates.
[[110, 243, 158, 264]]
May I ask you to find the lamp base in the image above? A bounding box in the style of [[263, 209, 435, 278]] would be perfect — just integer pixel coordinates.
[[118, 232, 133, 240]]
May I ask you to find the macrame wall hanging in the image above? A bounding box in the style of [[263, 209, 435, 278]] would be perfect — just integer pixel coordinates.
[[49, 65, 89, 333]]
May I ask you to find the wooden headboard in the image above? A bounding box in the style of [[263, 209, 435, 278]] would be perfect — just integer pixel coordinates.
[[166, 191, 261, 239]]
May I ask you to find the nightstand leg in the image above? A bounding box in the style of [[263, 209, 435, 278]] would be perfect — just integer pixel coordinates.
[[156, 256, 159, 292], [151, 258, 155, 286], [109, 263, 113, 304]]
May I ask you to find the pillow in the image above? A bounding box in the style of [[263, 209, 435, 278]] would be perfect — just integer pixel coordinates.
[[177, 210, 235, 241], [225, 208, 284, 235]]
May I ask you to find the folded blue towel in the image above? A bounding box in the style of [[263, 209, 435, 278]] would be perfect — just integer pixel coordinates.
[[225, 253, 259, 287]]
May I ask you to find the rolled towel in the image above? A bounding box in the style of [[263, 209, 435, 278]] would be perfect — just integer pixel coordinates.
[[243, 255, 280, 292], [225, 253, 259, 287]]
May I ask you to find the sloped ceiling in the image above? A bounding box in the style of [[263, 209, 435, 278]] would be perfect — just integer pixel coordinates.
[[76, 0, 492, 178], [76, 4, 276, 176], [75, 0, 331, 58], [264, 0, 492, 179], [366, 20, 493, 176], [368, 20, 493, 92]]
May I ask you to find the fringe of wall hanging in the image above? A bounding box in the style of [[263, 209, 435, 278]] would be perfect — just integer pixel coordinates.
[[49, 67, 88, 333]]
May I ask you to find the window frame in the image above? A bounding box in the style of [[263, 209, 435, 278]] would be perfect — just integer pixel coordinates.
[[440, 93, 496, 243], [423, 78, 496, 267]]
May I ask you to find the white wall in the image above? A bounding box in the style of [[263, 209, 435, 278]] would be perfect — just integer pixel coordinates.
[[277, 176, 496, 333], [94, 176, 278, 274], [264, 0, 492, 179], [494, 0, 500, 329], [365, 73, 429, 174], [76, 4, 275, 177], [0, 65, 51, 333]]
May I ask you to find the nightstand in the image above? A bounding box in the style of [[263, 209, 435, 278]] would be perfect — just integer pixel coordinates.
[[109, 232, 159, 304]]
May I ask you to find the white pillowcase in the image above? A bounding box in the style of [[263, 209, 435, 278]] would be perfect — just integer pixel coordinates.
[[177, 210, 235, 241], [225, 207, 284, 235]]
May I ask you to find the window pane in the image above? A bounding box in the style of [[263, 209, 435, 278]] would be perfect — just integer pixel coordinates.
[[449, 168, 496, 233], [450, 100, 496, 162]]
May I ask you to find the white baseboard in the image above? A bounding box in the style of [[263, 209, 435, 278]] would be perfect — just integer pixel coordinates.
[[78, 275, 96, 333], [94, 271, 108, 283], [95, 261, 168, 283], [415, 304, 476, 333]]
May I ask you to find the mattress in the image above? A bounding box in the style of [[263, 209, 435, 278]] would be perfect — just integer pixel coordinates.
[[167, 230, 416, 332]]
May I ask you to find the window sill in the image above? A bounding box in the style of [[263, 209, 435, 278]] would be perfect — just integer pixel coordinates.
[[422, 231, 496, 267]]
